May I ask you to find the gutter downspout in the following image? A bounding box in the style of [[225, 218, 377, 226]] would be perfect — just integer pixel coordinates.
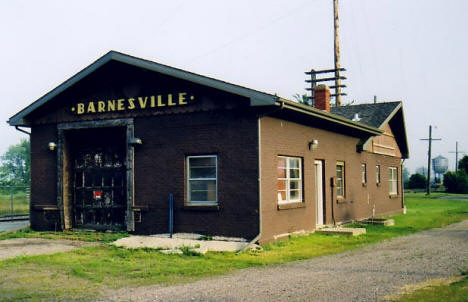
[[401, 159, 406, 213], [15, 126, 31, 136], [241, 101, 283, 252]]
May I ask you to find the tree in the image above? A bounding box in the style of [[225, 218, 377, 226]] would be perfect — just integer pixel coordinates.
[[458, 155, 468, 174], [0, 139, 30, 186], [444, 170, 468, 194], [403, 167, 410, 183], [416, 166, 427, 176], [292, 93, 312, 106], [408, 173, 426, 189]]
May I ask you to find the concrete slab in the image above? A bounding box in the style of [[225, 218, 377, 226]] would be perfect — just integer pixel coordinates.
[[361, 218, 395, 226], [316, 227, 366, 236], [112, 235, 249, 254]]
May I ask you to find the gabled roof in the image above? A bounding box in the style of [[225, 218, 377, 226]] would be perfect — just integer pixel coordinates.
[[7, 50, 383, 138], [330, 101, 401, 128], [332, 101, 409, 158], [8, 51, 278, 126]]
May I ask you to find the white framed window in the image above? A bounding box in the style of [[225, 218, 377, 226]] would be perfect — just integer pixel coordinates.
[[187, 155, 217, 205], [389, 167, 398, 195], [376, 165, 381, 184], [361, 163, 367, 184], [336, 161, 345, 198], [277, 156, 302, 204]]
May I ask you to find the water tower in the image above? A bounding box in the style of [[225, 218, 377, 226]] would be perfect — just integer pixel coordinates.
[[432, 155, 449, 183]]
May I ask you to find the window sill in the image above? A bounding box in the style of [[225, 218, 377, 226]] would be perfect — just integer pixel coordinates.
[[32, 205, 59, 211], [336, 198, 348, 204], [389, 194, 400, 199], [181, 205, 220, 211], [277, 202, 305, 210], [376, 183, 381, 187], [362, 183, 367, 187]]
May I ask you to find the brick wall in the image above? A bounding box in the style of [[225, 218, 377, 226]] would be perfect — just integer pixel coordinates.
[[259, 116, 403, 243]]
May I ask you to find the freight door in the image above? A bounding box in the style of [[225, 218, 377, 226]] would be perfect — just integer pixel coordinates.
[[71, 128, 127, 230]]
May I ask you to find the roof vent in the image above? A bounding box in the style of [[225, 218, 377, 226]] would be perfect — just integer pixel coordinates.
[[352, 113, 361, 122]]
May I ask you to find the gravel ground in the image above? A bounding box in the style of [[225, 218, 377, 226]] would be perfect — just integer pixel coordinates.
[[104, 219, 468, 302], [0, 238, 97, 260]]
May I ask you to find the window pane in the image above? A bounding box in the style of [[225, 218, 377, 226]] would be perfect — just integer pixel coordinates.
[[290, 168, 300, 179], [190, 178, 216, 201], [190, 167, 216, 178], [337, 186, 343, 197], [190, 180, 215, 191], [277, 167, 287, 178], [190, 157, 216, 167], [336, 167, 343, 179], [278, 191, 286, 202], [290, 180, 300, 190], [289, 158, 300, 168], [278, 180, 287, 191], [190, 191, 209, 202], [277, 157, 286, 168], [290, 190, 300, 200]]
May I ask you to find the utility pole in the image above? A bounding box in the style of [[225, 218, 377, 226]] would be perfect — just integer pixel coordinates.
[[449, 141, 465, 172], [333, 0, 342, 106], [420, 125, 441, 195]]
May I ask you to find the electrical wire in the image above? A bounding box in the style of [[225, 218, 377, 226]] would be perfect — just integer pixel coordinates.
[[184, 0, 320, 64]]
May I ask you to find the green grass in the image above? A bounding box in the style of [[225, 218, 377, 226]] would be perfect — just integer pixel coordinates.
[[0, 228, 129, 243], [0, 193, 467, 301], [395, 275, 467, 302], [0, 191, 29, 217]]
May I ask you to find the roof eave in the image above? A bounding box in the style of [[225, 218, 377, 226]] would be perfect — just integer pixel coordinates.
[[8, 51, 278, 127], [278, 98, 383, 136]]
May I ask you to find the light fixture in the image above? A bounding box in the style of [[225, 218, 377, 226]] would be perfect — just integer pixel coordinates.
[[48, 142, 56, 151], [129, 137, 142, 145], [308, 139, 319, 150]]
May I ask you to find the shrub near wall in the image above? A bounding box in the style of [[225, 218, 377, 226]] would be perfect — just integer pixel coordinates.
[[444, 171, 468, 193]]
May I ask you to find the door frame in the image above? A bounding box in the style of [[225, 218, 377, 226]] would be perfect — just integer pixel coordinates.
[[314, 160, 325, 226], [57, 118, 136, 231]]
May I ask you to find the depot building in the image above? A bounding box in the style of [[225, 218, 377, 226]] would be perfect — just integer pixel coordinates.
[[8, 51, 408, 243]]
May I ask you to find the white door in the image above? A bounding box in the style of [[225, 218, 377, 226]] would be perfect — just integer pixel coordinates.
[[315, 160, 324, 226]]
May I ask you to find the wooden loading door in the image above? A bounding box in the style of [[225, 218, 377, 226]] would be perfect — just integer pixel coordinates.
[[70, 128, 127, 231]]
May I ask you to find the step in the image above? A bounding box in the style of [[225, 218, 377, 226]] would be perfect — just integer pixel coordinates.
[[360, 218, 395, 226], [316, 227, 366, 236]]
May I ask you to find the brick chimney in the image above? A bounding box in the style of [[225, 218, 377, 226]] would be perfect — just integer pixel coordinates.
[[314, 84, 330, 112]]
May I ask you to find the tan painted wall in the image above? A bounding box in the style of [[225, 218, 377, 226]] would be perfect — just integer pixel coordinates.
[[259, 116, 403, 243], [365, 123, 402, 157]]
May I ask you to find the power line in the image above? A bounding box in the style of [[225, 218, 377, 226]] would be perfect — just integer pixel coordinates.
[[420, 125, 441, 195], [184, 0, 318, 64], [449, 141, 466, 172]]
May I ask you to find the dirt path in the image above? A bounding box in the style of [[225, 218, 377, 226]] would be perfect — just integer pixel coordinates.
[[105, 220, 468, 302], [0, 238, 97, 260]]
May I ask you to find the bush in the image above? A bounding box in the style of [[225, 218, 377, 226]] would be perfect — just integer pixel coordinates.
[[444, 171, 468, 193], [408, 173, 427, 189]]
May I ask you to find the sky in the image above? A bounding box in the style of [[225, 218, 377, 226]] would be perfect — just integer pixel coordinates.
[[1, 0, 467, 173]]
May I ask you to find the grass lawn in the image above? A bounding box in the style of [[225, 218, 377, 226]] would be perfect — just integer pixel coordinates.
[[0, 193, 467, 301], [0, 191, 29, 217], [394, 274, 467, 302]]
